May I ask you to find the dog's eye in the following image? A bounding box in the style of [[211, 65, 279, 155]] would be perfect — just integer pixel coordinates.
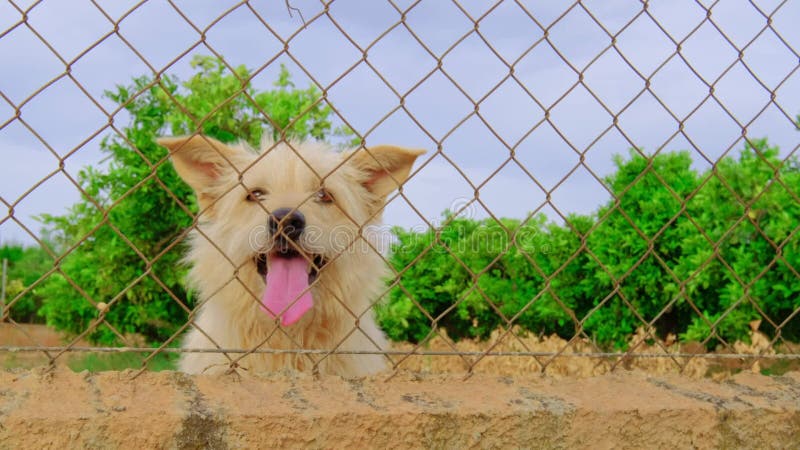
[[246, 189, 266, 202], [315, 188, 334, 203]]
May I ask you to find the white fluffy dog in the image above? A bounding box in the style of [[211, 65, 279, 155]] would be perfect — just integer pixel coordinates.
[[158, 135, 423, 377]]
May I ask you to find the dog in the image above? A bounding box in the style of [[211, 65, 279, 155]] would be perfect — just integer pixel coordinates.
[[158, 135, 424, 377]]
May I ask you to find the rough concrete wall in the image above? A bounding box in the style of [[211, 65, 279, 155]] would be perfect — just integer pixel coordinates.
[[1, 368, 798, 449]]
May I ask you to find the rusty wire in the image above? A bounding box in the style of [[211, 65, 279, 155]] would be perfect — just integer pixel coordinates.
[[0, 0, 798, 377]]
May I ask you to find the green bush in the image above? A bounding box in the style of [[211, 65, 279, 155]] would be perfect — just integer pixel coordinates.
[[378, 140, 800, 349], [16, 55, 799, 351], [0, 244, 51, 322]]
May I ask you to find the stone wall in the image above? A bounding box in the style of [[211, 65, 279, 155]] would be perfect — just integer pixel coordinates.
[[1, 368, 798, 449]]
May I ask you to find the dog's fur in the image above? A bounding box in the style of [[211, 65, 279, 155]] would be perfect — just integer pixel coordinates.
[[158, 135, 424, 377]]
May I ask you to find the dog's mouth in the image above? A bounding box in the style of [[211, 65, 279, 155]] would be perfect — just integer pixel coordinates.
[[254, 250, 326, 326], [254, 250, 326, 284]]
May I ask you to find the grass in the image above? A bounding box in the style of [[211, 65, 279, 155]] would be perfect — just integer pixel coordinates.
[[759, 358, 798, 376], [67, 351, 179, 372], [1, 353, 39, 370], [1, 349, 179, 372]]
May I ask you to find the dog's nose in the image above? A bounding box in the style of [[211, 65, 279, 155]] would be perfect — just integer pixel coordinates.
[[269, 208, 306, 241]]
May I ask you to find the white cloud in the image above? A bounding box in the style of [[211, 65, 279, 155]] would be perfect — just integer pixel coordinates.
[[1, 1, 798, 245]]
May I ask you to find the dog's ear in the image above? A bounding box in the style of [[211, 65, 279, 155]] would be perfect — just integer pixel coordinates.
[[157, 135, 245, 210], [348, 145, 426, 199]]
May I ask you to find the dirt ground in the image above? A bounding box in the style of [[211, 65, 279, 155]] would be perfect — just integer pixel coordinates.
[[0, 323, 94, 369], [1, 322, 797, 378], [391, 324, 800, 379]]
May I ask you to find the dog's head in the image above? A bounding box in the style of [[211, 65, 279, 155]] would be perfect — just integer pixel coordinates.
[[158, 135, 424, 326]]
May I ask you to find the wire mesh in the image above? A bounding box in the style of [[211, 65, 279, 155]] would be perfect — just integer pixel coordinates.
[[0, 0, 798, 378]]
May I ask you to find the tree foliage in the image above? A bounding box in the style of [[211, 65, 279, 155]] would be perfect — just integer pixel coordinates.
[[378, 140, 800, 349], [0, 244, 51, 322], [36, 56, 348, 344], [10, 56, 799, 350]]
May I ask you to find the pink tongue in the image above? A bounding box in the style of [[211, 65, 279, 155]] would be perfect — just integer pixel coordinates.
[[261, 255, 314, 326]]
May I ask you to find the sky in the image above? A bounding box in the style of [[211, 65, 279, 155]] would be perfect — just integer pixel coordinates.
[[1, 0, 799, 245]]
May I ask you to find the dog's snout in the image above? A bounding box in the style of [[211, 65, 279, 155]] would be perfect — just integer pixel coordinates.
[[269, 207, 306, 240]]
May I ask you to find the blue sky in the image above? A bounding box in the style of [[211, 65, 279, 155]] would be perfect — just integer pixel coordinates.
[[1, 0, 799, 245]]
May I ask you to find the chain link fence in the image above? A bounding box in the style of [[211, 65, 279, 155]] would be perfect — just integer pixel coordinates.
[[1, 0, 799, 378]]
